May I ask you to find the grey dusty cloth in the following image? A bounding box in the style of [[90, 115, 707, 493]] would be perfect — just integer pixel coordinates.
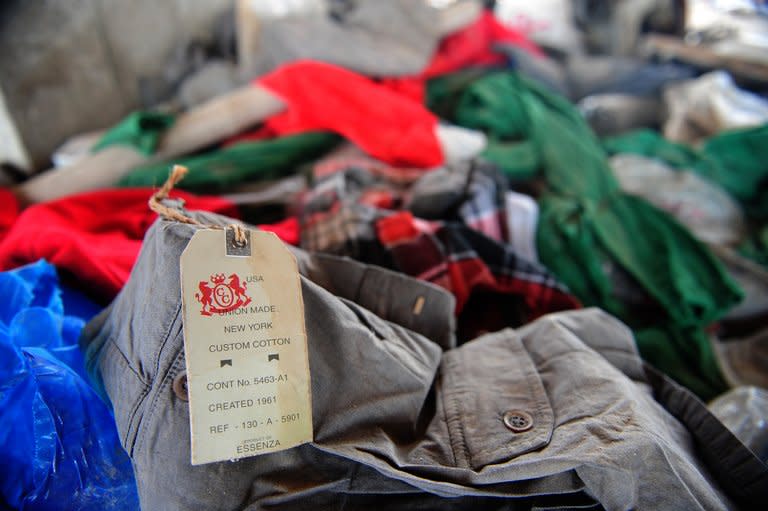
[[579, 94, 662, 137], [81, 209, 765, 510], [251, 0, 443, 77], [713, 245, 768, 325], [609, 154, 746, 246], [566, 55, 694, 100]]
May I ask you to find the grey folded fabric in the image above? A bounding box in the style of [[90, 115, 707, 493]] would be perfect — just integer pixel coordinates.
[[81, 208, 764, 510], [252, 0, 443, 77]]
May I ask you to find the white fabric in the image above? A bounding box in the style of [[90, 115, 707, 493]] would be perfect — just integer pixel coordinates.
[[504, 191, 539, 263]]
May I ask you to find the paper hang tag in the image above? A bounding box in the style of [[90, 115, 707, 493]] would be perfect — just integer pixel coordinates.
[[180, 228, 312, 465]]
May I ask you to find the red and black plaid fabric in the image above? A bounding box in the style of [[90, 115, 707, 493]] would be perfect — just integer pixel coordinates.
[[377, 211, 580, 340], [299, 160, 580, 341], [408, 159, 510, 243]]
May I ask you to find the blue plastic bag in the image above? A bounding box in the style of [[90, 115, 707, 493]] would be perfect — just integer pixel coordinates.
[[0, 260, 138, 510]]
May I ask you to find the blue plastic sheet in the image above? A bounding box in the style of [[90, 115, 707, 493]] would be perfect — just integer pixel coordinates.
[[0, 260, 138, 510]]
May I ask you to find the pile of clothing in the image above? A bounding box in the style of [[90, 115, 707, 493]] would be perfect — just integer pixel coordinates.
[[1, 1, 767, 510]]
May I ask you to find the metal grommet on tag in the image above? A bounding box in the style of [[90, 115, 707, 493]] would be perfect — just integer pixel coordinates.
[[503, 410, 533, 432], [173, 372, 189, 401], [226, 226, 251, 257]]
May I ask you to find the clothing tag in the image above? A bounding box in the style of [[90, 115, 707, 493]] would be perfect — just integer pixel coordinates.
[[180, 228, 312, 465]]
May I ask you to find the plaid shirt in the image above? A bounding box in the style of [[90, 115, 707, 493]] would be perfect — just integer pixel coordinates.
[[300, 158, 580, 341], [408, 158, 510, 243], [309, 148, 512, 241]]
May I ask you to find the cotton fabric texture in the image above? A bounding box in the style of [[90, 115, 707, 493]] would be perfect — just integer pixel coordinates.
[[80, 209, 767, 510]]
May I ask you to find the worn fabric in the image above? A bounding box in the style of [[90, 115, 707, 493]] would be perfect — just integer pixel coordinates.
[[504, 190, 540, 262], [80, 209, 767, 510], [92, 111, 175, 155], [603, 126, 768, 221], [701, 125, 768, 221], [604, 126, 768, 269], [0, 188, 19, 243], [298, 162, 578, 340], [663, 71, 768, 145], [499, 45, 570, 98], [603, 128, 705, 170], [375, 211, 579, 341], [610, 154, 746, 246], [311, 143, 433, 184], [566, 55, 694, 100], [119, 132, 340, 191], [305, 154, 510, 243], [428, 70, 617, 196], [713, 246, 768, 329], [420, 10, 542, 78], [536, 191, 740, 330], [252, 0, 443, 77], [712, 328, 768, 390], [406, 159, 510, 243], [0, 189, 238, 300], [740, 225, 768, 269], [258, 61, 443, 167], [427, 70, 743, 399], [0, 260, 138, 509], [379, 10, 544, 104], [578, 94, 662, 137], [632, 324, 728, 401]]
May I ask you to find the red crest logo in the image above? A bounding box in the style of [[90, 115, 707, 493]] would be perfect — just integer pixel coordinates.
[[195, 273, 251, 316]]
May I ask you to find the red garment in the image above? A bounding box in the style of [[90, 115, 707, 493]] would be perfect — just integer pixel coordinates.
[[0, 188, 19, 243], [376, 211, 580, 319], [257, 61, 443, 167], [264, 217, 300, 246], [423, 11, 542, 79], [381, 11, 543, 103], [237, 12, 540, 153], [0, 189, 298, 300]]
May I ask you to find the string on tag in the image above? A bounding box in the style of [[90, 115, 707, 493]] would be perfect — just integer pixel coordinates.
[[149, 165, 247, 248]]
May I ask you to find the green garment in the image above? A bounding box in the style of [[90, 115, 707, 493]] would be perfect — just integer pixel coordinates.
[[428, 71, 742, 399], [604, 126, 768, 220], [604, 126, 768, 270], [739, 225, 768, 268], [702, 126, 768, 221], [603, 129, 705, 172], [428, 69, 541, 181], [93, 112, 175, 155], [119, 132, 340, 192], [429, 71, 615, 197], [634, 326, 727, 401]]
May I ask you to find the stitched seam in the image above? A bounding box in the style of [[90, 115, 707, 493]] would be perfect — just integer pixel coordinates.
[[339, 298, 431, 380], [125, 385, 150, 455], [135, 348, 185, 455], [437, 368, 458, 468], [107, 334, 147, 384], [153, 300, 182, 377], [452, 383, 472, 468], [103, 337, 150, 452], [472, 339, 552, 461], [443, 358, 471, 468], [133, 305, 183, 455]]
